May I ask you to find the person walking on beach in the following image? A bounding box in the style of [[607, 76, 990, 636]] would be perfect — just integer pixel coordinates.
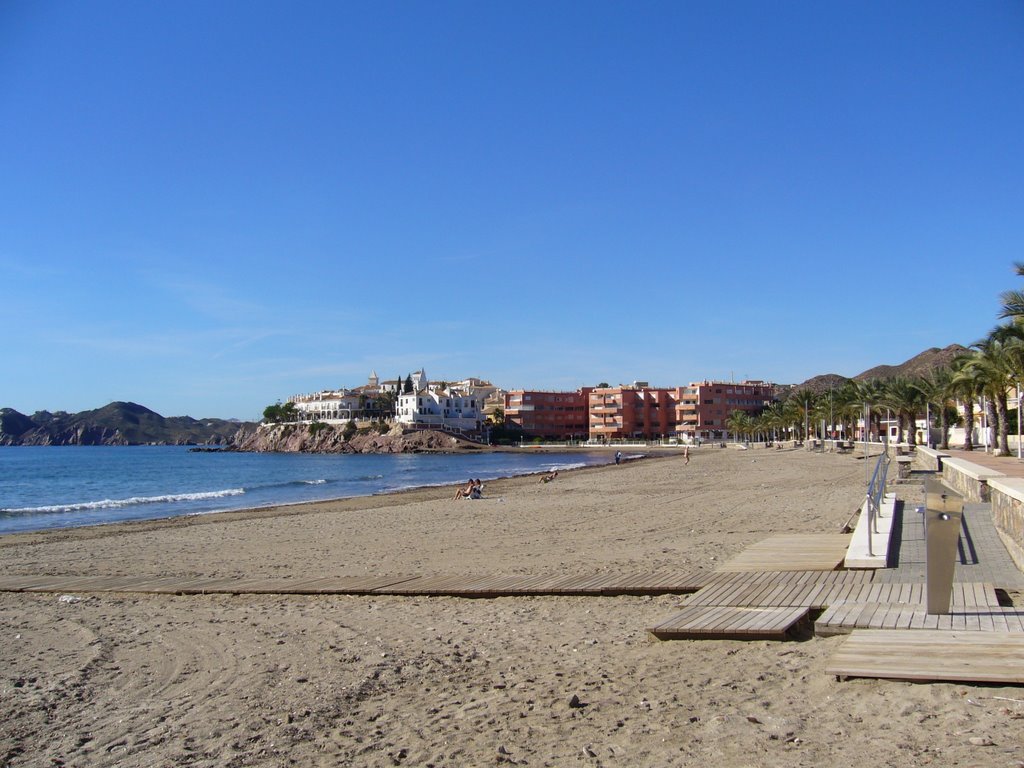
[[615, 451, 622, 465], [683, 446, 690, 465]]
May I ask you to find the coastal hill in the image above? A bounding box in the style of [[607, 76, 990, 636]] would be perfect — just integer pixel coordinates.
[[0, 402, 253, 446], [853, 343, 969, 381], [792, 344, 970, 394]]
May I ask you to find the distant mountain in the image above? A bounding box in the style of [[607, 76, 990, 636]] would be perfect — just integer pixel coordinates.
[[0, 402, 255, 446], [789, 344, 970, 393], [853, 344, 969, 381]]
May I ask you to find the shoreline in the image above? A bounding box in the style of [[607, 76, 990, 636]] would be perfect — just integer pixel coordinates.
[[0, 451, 650, 548]]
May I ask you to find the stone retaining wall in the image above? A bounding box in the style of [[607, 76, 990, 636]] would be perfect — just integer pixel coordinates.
[[988, 478, 1024, 574], [941, 457, 996, 503], [914, 446, 948, 473]]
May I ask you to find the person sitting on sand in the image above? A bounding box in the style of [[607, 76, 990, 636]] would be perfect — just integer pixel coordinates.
[[541, 470, 558, 483], [453, 478, 475, 500], [469, 480, 483, 499]]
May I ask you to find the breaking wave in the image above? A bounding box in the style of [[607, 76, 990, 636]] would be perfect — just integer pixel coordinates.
[[1, 488, 246, 516]]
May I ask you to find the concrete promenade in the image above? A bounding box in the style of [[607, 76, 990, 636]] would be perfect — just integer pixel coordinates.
[[942, 446, 1024, 477], [876, 448, 1024, 589]]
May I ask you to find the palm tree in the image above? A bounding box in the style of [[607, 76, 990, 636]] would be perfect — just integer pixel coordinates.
[[880, 377, 926, 447], [853, 378, 887, 443], [916, 366, 956, 450], [991, 324, 1024, 451], [998, 261, 1024, 321], [830, 379, 862, 442], [951, 353, 987, 451], [727, 410, 754, 442], [962, 335, 1016, 455], [759, 402, 786, 443], [784, 390, 816, 441]]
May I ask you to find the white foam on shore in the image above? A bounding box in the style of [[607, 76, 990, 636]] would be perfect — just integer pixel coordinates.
[[2, 488, 247, 515]]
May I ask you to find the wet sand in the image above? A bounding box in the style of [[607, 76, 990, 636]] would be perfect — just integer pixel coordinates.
[[2, 448, 1021, 767]]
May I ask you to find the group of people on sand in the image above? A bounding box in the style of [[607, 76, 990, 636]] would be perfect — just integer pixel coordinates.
[[453, 478, 484, 500]]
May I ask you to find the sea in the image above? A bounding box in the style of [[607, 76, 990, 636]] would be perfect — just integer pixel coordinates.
[[0, 446, 615, 535]]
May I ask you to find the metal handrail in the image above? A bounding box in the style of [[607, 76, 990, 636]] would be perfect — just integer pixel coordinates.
[[864, 452, 891, 556]]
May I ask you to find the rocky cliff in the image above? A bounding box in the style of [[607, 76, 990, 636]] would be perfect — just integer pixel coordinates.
[[229, 424, 488, 454]]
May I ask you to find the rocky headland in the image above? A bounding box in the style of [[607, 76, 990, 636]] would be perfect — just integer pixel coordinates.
[[229, 423, 489, 454]]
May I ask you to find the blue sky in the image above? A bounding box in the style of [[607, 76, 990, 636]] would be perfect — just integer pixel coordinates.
[[2, 1, 1022, 420]]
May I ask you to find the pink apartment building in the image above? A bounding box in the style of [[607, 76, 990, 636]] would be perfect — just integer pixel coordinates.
[[588, 385, 684, 441], [506, 380, 775, 441], [504, 388, 593, 439], [675, 380, 775, 441]]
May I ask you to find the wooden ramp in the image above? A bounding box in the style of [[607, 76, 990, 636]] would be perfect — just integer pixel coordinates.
[[827, 629, 1024, 684], [0, 570, 710, 598], [817, 606, 1024, 636], [813, 582, 1019, 635], [716, 534, 851, 572], [648, 605, 810, 640], [686, 569, 874, 610]]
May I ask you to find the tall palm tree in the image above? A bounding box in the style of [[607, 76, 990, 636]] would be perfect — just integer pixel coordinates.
[[998, 261, 1024, 322], [727, 410, 754, 442], [952, 351, 992, 452], [962, 335, 1016, 455], [916, 366, 956, 450], [881, 377, 926, 447], [781, 391, 815, 441], [991, 324, 1024, 450], [854, 378, 887, 443], [760, 402, 786, 442], [832, 379, 863, 442]]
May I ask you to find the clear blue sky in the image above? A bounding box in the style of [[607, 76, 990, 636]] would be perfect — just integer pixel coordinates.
[[2, 1, 1022, 420]]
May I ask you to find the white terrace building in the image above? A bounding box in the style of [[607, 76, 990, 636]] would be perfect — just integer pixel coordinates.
[[289, 391, 361, 423], [288, 389, 386, 423], [396, 370, 485, 432]]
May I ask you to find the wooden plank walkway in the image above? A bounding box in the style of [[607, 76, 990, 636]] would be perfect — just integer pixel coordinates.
[[813, 582, 1013, 635], [648, 605, 810, 640], [826, 629, 1024, 683], [716, 534, 852, 572], [817, 606, 1024, 636], [0, 570, 712, 598], [686, 569, 874, 609]]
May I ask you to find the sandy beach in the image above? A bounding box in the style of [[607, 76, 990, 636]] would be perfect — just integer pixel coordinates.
[[2, 447, 1022, 767]]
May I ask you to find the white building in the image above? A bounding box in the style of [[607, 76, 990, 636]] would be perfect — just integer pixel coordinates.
[[396, 370, 485, 432], [288, 390, 364, 423]]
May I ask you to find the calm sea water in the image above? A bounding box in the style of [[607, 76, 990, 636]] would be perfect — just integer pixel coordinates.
[[0, 446, 614, 535]]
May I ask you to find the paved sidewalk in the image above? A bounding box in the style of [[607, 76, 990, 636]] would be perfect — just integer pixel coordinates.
[[942, 447, 1024, 478], [875, 473, 1024, 590]]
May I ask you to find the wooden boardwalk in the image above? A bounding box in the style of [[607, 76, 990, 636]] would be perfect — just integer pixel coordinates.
[[815, 580, 1024, 636], [0, 569, 711, 598], [685, 569, 873, 610], [827, 629, 1024, 683], [649, 605, 810, 641], [715, 534, 852, 572]]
